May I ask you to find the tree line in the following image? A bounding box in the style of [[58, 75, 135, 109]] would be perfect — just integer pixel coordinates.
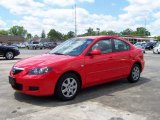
[[0, 25, 159, 41]]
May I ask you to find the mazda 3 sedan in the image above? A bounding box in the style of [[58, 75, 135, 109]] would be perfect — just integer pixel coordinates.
[[9, 36, 144, 101]]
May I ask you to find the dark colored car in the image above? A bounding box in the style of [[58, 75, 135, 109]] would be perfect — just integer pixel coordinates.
[[43, 42, 57, 49], [145, 42, 157, 50], [0, 45, 20, 60]]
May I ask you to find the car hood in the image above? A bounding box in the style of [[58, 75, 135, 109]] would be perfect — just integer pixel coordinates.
[[14, 54, 75, 68]]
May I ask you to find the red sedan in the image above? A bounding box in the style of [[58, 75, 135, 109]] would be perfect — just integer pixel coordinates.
[[9, 36, 144, 100]]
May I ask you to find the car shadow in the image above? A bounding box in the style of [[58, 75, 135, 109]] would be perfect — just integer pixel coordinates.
[[0, 58, 22, 61], [14, 77, 150, 107]]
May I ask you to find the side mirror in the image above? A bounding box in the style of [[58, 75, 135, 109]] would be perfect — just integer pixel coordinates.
[[90, 49, 101, 55]]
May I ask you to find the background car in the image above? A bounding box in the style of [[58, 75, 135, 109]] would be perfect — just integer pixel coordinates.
[[9, 36, 144, 101], [134, 45, 145, 53], [0, 44, 20, 60], [27, 41, 43, 50], [134, 42, 146, 47], [153, 42, 160, 54], [145, 42, 157, 50], [43, 42, 57, 49], [17, 43, 26, 48]]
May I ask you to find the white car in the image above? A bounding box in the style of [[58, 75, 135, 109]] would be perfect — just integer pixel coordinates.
[[17, 43, 26, 48], [153, 42, 160, 54]]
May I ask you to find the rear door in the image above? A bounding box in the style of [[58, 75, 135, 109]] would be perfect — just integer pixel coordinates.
[[111, 39, 132, 77]]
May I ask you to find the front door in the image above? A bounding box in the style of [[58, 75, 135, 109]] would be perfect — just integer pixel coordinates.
[[84, 39, 115, 85]]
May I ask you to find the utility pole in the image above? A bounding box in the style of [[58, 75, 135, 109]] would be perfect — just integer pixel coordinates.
[[74, 4, 77, 37], [144, 18, 147, 36]]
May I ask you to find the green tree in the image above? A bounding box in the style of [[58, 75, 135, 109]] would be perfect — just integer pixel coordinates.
[[64, 31, 75, 39], [47, 29, 63, 41], [99, 30, 108, 35], [106, 30, 117, 35], [96, 28, 100, 35], [135, 27, 150, 36], [26, 33, 32, 40], [41, 30, 46, 38], [0, 30, 8, 35], [121, 28, 133, 36], [155, 36, 160, 41], [86, 27, 95, 36], [9, 26, 27, 37]]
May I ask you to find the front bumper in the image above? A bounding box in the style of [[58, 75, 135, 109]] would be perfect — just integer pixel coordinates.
[[15, 50, 20, 56], [9, 72, 60, 96]]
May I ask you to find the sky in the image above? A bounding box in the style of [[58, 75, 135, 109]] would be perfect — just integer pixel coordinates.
[[0, 0, 160, 36]]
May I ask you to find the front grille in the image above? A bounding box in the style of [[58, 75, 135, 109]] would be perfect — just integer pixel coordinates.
[[12, 67, 24, 75]]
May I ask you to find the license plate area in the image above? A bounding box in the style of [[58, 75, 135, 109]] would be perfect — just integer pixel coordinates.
[[9, 76, 16, 86]]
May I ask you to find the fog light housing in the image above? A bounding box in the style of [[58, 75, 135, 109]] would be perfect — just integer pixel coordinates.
[[29, 86, 39, 91]]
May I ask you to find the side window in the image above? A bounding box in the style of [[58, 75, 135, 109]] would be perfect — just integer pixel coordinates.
[[113, 39, 130, 52], [91, 39, 112, 54]]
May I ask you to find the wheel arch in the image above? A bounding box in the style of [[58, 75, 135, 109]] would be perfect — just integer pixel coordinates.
[[55, 70, 82, 89], [133, 61, 142, 72]]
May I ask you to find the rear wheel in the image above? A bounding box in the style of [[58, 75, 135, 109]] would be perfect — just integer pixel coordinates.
[[5, 51, 14, 60], [55, 73, 80, 101], [128, 64, 141, 83]]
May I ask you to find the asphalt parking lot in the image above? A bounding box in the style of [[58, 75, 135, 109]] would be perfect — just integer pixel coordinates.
[[0, 49, 160, 120]]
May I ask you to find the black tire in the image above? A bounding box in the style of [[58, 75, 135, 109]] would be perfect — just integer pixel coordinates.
[[55, 73, 80, 101], [5, 51, 14, 60], [128, 64, 141, 83]]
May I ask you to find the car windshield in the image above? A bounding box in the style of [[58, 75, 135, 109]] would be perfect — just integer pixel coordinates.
[[155, 42, 160, 47], [49, 38, 93, 56]]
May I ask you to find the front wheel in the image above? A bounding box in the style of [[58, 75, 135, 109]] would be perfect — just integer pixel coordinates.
[[128, 64, 141, 83], [55, 73, 80, 101]]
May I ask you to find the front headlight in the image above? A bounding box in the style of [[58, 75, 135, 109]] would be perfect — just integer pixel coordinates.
[[28, 67, 52, 75]]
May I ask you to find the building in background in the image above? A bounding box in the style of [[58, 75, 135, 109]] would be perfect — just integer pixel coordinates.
[[0, 35, 25, 44], [29, 36, 52, 43], [121, 36, 156, 44]]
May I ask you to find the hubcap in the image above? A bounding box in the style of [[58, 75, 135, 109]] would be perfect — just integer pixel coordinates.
[[61, 78, 77, 98], [132, 66, 140, 81], [6, 52, 13, 59]]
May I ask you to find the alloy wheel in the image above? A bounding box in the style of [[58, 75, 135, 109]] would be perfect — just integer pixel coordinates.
[[132, 66, 140, 81], [6, 52, 14, 60], [61, 77, 78, 98]]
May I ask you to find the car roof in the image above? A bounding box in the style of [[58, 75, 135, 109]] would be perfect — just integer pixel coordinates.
[[78, 36, 119, 40]]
